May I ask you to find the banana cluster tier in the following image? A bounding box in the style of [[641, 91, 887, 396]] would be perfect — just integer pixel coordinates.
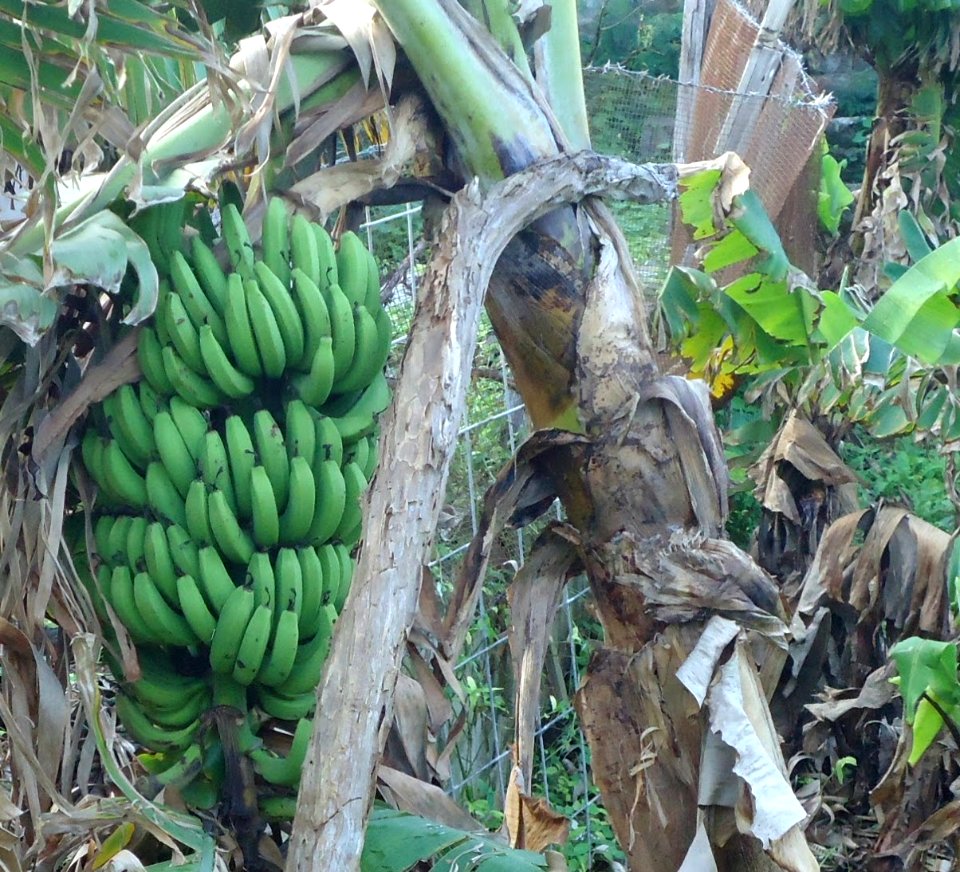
[[80, 197, 392, 817]]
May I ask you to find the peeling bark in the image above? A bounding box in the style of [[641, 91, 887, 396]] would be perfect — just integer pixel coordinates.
[[284, 151, 678, 871]]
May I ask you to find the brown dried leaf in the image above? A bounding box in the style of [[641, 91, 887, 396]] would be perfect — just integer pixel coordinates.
[[804, 665, 896, 722], [792, 505, 952, 672], [576, 629, 702, 870], [405, 641, 453, 734], [751, 412, 857, 522], [388, 674, 429, 781], [285, 80, 385, 169], [503, 765, 570, 852], [290, 96, 434, 220], [507, 524, 579, 787], [442, 428, 588, 661], [377, 765, 482, 833]]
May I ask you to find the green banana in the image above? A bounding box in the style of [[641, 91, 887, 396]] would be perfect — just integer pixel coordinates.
[[346, 436, 371, 480], [297, 546, 325, 638], [190, 235, 229, 317], [290, 268, 332, 372], [82, 432, 118, 501], [154, 199, 186, 269], [314, 414, 344, 466], [314, 221, 338, 290], [276, 605, 336, 696], [359, 434, 379, 481], [364, 246, 382, 313], [152, 741, 205, 786], [224, 273, 263, 378], [177, 574, 218, 644], [250, 716, 312, 786], [133, 570, 198, 647], [291, 336, 335, 407], [145, 461, 188, 528], [109, 565, 158, 644], [306, 459, 346, 547], [246, 552, 276, 611], [232, 603, 273, 685], [334, 462, 367, 543], [198, 545, 237, 613], [245, 279, 287, 378], [160, 292, 206, 375], [256, 607, 299, 688], [209, 585, 256, 674], [105, 516, 135, 566], [250, 464, 280, 549], [258, 795, 298, 822], [138, 326, 174, 396], [279, 456, 315, 545], [316, 543, 341, 608], [208, 489, 255, 565], [138, 687, 210, 730], [153, 279, 173, 346], [116, 692, 200, 753], [254, 260, 305, 366], [137, 380, 163, 423], [168, 396, 208, 462], [130, 659, 206, 709], [285, 399, 316, 467], [321, 282, 356, 380], [333, 543, 353, 612], [290, 212, 320, 288], [339, 517, 363, 550], [220, 202, 256, 281], [225, 414, 257, 520], [273, 548, 303, 617], [169, 250, 229, 346], [166, 524, 202, 579], [333, 303, 390, 395], [153, 411, 197, 497], [90, 565, 112, 626], [198, 324, 255, 399], [334, 230, 369, 306], [102, 440, 148, 509], [261, 195, 291, 288], [200, 430, 236, 513], [125, 516, 149, 573], [185, 479, 214, 547], [256, 686, 316, 722], [143, 521, 180, 605], [107, 384, 156, 469], [94, 515, 114, 559], [328, 372, 392, 443], [253, 409, 289, 510], [162, 345, 223, 410]]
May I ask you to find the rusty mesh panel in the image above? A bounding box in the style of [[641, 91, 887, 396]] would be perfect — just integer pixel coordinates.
[[670, 0, 834, 269]]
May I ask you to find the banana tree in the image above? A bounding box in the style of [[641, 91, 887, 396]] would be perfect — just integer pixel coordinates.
[[0, 2, 817, 871], [810, 1, 960, 285], [282, 2, 814, 870]]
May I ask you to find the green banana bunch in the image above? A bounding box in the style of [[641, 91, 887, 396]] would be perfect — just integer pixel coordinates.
[[82, 193, 395, 814]]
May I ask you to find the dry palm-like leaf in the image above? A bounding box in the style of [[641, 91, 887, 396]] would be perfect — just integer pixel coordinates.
[[290, 94, 443, 222], [440, 427, 588, 664], [750, 411, 859, 587], [503, 763, 570, 852], [507, 524, 581, 790], [781, 505, 955, 863], [377, 765, 482, 833]]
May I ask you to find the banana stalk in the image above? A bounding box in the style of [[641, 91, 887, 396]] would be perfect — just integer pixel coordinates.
[[6, 44, 351, 258]]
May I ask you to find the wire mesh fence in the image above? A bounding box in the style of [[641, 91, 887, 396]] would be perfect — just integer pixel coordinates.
[[356, 59, 830, 869]]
